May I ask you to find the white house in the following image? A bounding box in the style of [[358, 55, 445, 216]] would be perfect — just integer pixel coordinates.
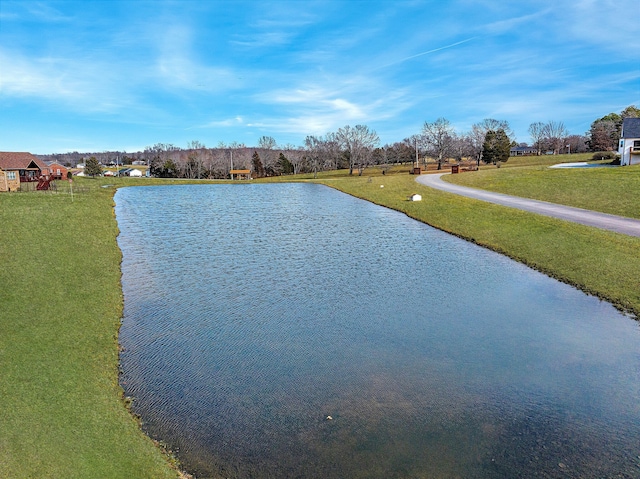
[[618, 118, 640, 166], [128, 168, 143, 177], [409, 193, 422, 201]]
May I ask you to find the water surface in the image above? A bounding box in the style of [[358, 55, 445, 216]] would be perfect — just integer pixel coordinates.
[[116, 183, 640, 478]]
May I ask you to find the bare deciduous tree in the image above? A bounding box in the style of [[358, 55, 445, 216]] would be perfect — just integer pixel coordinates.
[[185, 140, 206, 179], [420, 118, 456, 170], [303, 133, 343, 177], [564, 134, 589, 154], [335, 125, 380, 175], [257, 136, 277, 175], [528, 122, 545, 155], [282, 144, 305, 175], [588, 119, 618, 151], [541, 121, 568, 154]]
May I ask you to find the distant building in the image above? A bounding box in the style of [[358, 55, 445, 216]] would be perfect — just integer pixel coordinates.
[[47, 162, 69, 180], [618, 118, 640, 166], [0, 152, 50, 191], [510, 146, 537, 156], [230, 169, 251, 180]]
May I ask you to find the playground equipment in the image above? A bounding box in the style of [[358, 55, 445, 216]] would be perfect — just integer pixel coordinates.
[[36, 175, 52, 191]]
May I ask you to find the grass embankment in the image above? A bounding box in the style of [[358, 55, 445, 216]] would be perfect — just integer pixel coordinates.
[[0, 180, 180, 479]]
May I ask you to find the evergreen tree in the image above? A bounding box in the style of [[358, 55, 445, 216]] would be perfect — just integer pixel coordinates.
[[482, 129, 510, 164], [276, 152, 294, 175], [151, 159, 179, 178], [252, 151, 265, 178], [84, 156, 103, 177]]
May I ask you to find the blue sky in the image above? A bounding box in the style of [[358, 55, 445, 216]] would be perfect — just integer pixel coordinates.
[[1, 0, 638, 154]]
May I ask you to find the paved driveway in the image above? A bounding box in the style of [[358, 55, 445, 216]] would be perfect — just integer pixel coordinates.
[[416, 173, 640, 238]]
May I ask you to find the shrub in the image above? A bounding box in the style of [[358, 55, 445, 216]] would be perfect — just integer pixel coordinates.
[[591, 151, 617, 160]]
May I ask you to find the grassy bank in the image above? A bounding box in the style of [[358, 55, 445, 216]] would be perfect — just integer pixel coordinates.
[[0, 180, 180, 478]]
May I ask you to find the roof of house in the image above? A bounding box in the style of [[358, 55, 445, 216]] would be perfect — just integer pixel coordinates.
[[510, 146, 536, 151], [0, 152, 49, 171], [621, 118, 640, 139], [47, 161, 68, 168]]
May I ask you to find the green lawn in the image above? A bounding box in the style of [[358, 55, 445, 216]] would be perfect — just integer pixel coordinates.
[[0, 180, 181, 479], [444, 154, 640, 219], [1, 166, 639, 478]]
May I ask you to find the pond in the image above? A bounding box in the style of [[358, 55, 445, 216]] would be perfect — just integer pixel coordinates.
[[115, 183, 640, 478]]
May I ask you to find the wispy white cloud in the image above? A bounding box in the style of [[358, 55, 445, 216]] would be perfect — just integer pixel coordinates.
[[155, 55, 240, 92], [267, 88, 365, 119], [1, 0, 73, 22], [0, 49, 112, 107], [0, 47, 158, 116], [191, 116, 245, 129], [153, 24, 242, 92], [230, 7, 316, 48], [481, 8, 552, 34], [263, 90, 363, 127], [248, 79, 414, 138], [230, 31, 296, 48], [567, 0, 640, 53]]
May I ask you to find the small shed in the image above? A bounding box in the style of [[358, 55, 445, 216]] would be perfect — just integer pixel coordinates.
[[230, 169, 251, 180], [129, 168, 143, 177], [409, 193, 422, 201]]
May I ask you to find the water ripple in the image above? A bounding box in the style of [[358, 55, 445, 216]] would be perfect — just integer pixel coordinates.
[[116, 184, 640, 479]]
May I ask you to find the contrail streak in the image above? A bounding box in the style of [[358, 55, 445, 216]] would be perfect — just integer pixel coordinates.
[[378, 37, 478, 70]]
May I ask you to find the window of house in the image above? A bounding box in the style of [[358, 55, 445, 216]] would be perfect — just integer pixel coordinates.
[[7, 171, 16, 180]]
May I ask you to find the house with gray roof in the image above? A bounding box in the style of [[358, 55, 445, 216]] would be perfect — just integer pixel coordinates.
[[510, 145, 537, 156], [618, 118, 640, 166]]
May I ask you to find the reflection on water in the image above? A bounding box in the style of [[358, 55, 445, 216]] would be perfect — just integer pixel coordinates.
[[116, 183, 640, 478]]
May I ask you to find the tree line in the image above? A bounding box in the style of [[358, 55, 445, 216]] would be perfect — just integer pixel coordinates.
[[37, 105, 639, 178]]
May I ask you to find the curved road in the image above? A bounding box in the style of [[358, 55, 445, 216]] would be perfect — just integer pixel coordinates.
[[416, 173, 640, 238]]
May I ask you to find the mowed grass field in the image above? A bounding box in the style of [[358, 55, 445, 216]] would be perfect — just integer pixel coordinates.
[[0, 179, 181, 479], [1, 155, 638, 478], [445, 153, 640, 219]]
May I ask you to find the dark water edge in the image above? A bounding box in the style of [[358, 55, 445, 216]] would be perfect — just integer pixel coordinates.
[[115, 184, 640, 479]]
